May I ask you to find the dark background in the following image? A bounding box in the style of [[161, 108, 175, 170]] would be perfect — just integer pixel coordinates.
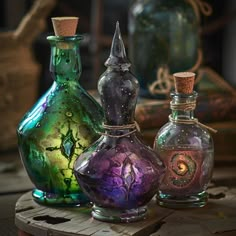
[[0, 0, 236, 97], [0, 2, 235, 234]]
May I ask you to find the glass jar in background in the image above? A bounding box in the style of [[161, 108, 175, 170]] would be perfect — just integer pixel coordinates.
[[128, 0, 211, 99]]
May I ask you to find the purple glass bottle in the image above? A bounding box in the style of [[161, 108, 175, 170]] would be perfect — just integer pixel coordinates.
[[74, 22, 165, 223]]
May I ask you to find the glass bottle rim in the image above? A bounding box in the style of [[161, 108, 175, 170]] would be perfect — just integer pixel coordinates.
[[170, 91, 198, 99], [47, 34, 83, 42]]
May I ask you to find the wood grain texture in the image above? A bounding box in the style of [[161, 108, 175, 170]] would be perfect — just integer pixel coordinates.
[[15, 192, 173, 236], [15, 187, 236, 236]]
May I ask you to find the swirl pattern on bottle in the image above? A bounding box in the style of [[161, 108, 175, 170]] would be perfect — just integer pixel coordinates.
[[170, 153, 196, 187]]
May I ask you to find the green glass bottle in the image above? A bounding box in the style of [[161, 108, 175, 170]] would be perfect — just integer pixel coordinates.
[[128, 0, 204, 99], [17, 17, 103, 206]]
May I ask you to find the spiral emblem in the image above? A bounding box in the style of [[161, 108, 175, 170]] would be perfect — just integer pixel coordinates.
[[170, 153, 196, 187]]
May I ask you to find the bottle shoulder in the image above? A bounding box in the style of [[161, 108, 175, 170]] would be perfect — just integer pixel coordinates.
[[156, 121, 213, 149], [17, 82, 103, 134]]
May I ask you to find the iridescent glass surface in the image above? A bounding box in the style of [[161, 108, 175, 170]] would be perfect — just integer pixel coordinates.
[[74, 23, 165, 222], [17, 35, 103, 206]]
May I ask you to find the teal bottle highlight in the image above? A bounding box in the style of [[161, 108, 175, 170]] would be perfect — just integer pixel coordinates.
[[128, 0, 206, 99], [17, 17, 104, 206]]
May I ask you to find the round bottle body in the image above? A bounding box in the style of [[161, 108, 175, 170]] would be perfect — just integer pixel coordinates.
[[74, 23, 165, 222], [17, 35, 104, 206], [128, 0, 199, 98], [154, 122, 214, 208], [74, 134, 165, 222]]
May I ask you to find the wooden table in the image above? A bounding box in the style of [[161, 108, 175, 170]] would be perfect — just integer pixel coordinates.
[[15, 186, 236, 236]]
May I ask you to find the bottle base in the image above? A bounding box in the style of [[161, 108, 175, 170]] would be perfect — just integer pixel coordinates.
[[92, 205, 147, 223], [157, 191, 208, 209], [32, 189, 89, 206]]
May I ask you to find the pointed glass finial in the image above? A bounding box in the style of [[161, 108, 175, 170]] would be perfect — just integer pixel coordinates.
[[105, 21, 131, 68]]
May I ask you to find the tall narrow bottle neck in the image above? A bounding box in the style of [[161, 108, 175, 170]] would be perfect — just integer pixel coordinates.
[[170, 91, 197, 120], [47, 35, 82, 83], [98, 22, 138, 127]]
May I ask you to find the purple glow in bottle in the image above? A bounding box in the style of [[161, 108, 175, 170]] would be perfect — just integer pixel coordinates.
[[74, 22, 165, 223]]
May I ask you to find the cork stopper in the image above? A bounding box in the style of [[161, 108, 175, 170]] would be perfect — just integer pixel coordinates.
[[173, 72, 195, 94], [51, 17, 79, 36]]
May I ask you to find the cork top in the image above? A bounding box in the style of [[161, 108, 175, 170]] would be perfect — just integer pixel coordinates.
[[51, 17, 79, 36], [173, 72, 195, 94]]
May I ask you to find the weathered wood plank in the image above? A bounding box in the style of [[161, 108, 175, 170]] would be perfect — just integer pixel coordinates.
[[15, 187, 236, 236], [150, 187, 236, 236], [15, 192, 173, 236]]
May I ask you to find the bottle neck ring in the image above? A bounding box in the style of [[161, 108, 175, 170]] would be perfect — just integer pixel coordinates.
[[170, 101, 196, 111], [48, 35, 82, 82], [98, 122, 140, 138], [170, 91, 197, 120]]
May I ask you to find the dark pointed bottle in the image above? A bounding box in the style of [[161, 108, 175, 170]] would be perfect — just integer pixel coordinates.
[[17, 17, 104, 206], [74, 22, 165, 222]]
